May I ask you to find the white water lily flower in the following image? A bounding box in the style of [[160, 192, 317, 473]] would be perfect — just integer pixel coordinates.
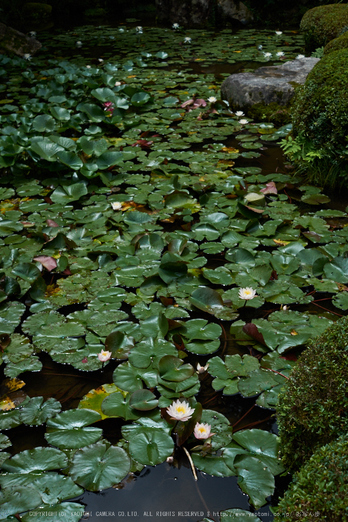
[[275, 31, 283, 35], [98, 349, 112, 362], [111, 201, 123, 210], [276, 51, 285, 57], [166, 400, 195, 422], [23, 53, 32, 60], [115, 81, 122, 86], [29, 31, 36, 37], [258, 44, 263, 50], [207, 96, 217, 103], [196, 363, 209, 374], [239, 287, 257, 300], [239, 119, 249, 125], [184, 37, 192, 43], [76, 41, 82, 48], [172, 23, 180, 29], [194, 422, 213, 439], [296, 54, 305, 59], [86, 65, 91, 69], [136, 26, 143, 34], [263, 52, 272, 59], [235, 110, 244, 117]]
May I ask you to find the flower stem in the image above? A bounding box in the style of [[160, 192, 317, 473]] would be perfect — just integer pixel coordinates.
[[183, 447, 198, 481]]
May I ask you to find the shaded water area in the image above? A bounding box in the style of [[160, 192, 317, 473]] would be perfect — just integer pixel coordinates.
[[1, 17, 345, 522]]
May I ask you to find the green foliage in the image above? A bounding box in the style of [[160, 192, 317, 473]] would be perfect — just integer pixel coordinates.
[[283, 48, 348, 188], [274, 434, 348, 521], [277, 317, 348, 472], [324, 30, 348, 54], [300, 3, 348, 53], [310, 46, 324, 58]]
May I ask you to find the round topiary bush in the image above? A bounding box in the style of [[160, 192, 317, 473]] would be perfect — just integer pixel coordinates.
[[300, 3, 348, 53], [324, 30, 348, 55], [273, 434, 348, 522], [284, 48, 348, 188], [276, 316, 348, 472]]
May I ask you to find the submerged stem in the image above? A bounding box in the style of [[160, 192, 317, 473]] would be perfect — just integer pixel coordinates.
[[183, 446, 198, 481]]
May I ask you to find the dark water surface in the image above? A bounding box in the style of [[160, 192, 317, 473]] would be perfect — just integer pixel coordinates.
[[77, 462, 276, 522]]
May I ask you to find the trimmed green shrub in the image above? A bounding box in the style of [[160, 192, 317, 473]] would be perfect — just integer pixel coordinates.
[[300, 3, 348, 53], [273, 434, 348, 521], [282, 48, 348, 189], [277, 317, 348, 472], [324, 30, 348, 55]]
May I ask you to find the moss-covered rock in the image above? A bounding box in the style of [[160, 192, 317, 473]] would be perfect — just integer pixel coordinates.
[[247, 102, 291, 125], [274, 434, 348, 521], [277, 317, 348, 472], [324, 30, 348, 55], [300, 3, 348, 53]]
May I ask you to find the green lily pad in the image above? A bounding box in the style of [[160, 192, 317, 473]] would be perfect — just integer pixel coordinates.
[[129, 389, 158, 410], [0, 486, 42, 517], [2, 447, 67, 473], [45, 409, 102, 449], [69, 442, 130, 491], [128, 427, 174, 465], [235, 456, 275, 509]]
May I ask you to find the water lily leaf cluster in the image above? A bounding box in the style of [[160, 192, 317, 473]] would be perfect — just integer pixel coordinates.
[[208, 352, 295, 408], [0, 22, 346, 519]]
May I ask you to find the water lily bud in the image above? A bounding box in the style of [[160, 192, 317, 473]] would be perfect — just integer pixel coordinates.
[[196, 363, 209, 374]]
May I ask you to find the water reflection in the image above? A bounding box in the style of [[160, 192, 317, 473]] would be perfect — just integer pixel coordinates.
[[77, 461, 274, 522]]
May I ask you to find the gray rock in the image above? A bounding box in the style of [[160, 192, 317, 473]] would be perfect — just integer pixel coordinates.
[[155, 0, 253, 27], [155, 0, 213, 27], [217, 0, 253, 24], [221, 57, 320, 109], [0, 23, 41, 57]]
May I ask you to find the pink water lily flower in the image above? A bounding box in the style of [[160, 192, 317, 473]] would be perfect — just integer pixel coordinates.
[[194, 422, 213, 439], [103, 101, 114, 114], [98, 349, 112, 362]]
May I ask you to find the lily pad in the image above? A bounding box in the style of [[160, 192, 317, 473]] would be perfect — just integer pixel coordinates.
[[69, 442, 130, 491], [45, 409, 102, 449], [128, 427, 174, 465]]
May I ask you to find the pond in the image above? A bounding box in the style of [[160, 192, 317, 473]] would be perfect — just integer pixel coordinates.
[[0, 20, 346, 522]]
